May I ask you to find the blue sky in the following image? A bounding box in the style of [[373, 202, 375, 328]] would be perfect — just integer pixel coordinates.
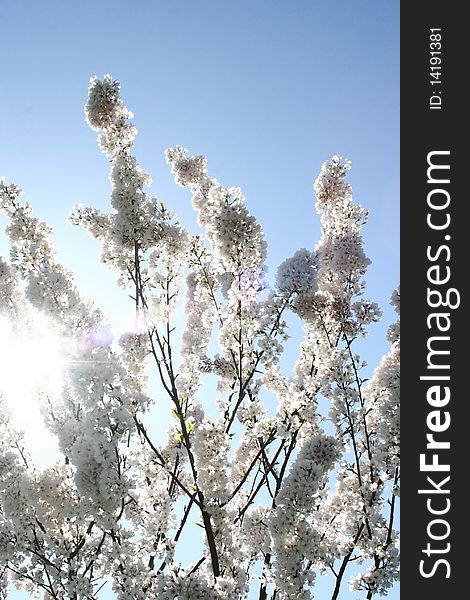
[[0, 1, 399, 598]]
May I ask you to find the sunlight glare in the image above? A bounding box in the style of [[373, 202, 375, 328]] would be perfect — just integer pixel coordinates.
[[0, 314, 62, 466]]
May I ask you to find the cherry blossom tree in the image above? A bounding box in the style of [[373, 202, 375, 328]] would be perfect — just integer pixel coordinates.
[[0, 75, 399, 599]]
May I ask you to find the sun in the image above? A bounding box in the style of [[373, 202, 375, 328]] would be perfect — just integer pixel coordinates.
[[0, 314, 63, 465]]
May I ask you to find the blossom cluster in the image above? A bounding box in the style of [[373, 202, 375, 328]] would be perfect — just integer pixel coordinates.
[[0, 76, 399, 599]]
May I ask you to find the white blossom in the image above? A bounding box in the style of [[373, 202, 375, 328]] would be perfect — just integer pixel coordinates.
[[0, 77, 399, 600]]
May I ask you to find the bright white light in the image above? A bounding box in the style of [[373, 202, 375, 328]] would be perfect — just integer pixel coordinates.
[[0, 314, 62, 466]]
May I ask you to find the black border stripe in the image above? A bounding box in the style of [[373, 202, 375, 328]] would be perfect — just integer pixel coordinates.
[[401, 2, 466, 596]]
